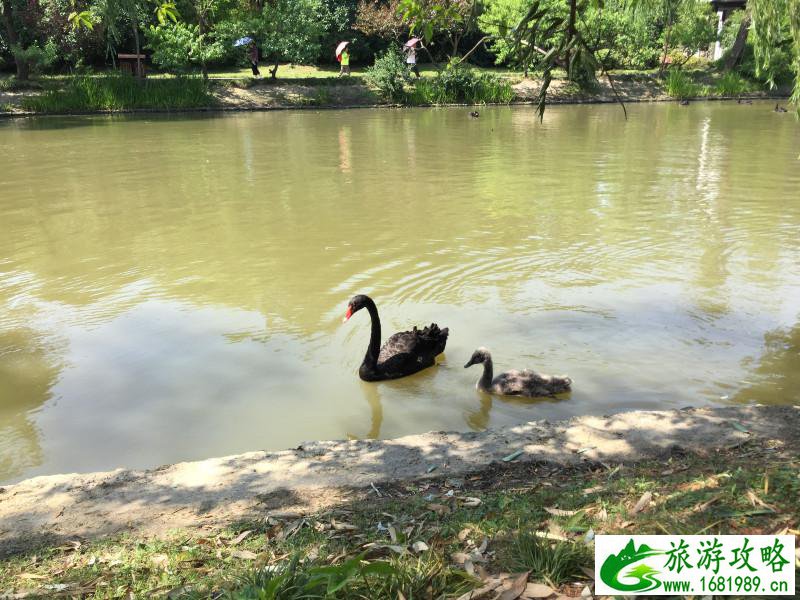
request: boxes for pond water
[1,102,800,483]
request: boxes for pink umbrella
[404,38,420,48]
[335,41,350,58]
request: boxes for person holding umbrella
[248,40,260,77]
[233,37,259,77]
[336,41,351,77]
[404,38,421,78]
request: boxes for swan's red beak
[342,306,353,323]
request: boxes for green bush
[21,75,215,112]
[11,40,58,75]
[665,69,700,99]
[406,65,514,105]
[364,47,409,103]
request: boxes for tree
[146,21,224,77]
[146,0,224,78]
[398,0,482,63]
[355,0,407,41]
[749,0,800,105]
[78,0,178,77]
[1,0,59,79]
[510,0,606,116]
[628,0,714,74]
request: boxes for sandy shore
[1,404,798,556]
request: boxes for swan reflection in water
[465,390,571,432]
[348,380,384,440]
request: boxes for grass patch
[665,69,702,99]
[499,534,591,587]
[20,75,215,113]
[2,439,797,598]
[714,71,758,96]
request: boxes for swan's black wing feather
[374,324,448,379]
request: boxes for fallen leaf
[229,530,252,545]
[331,519,357,531]
[745,489,777,511]
[580,585,592,597]
[458,527,471,541]
[462,497,482,507]
[502,450,524,462]
[545,507,579,517]
[499,571,531,600]
[412,541,429,553]
[464,558,475,575]
[575,446,596,455]
[582,486,603,495]
[451,552,471,565]
[388,524,398,543]
[230,550,258,560]
[522,582,555,598]
[691,494,722,514]
[631,491,652,515]
[18,574,47,580]
[731,421,750,434]
[455,579,503,600]
[150,554,169,569]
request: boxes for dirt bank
[1,73,791,117]
[1,404,798,556]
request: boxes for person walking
[405,42,420,78]
[339,46,351,77]
[249,41,260,77]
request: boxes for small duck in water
[464,347,571,398]
[774,103,788,113]
[679,99,689,106]
[469,111,479,118]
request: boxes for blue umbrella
[233,36,254,47]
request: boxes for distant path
[1,405,798,555]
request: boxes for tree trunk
[724,15,751,71]
[133,21,142,79]
[1,0,29,80]
[566,0,577,67]
[269,58,279,79]
[198,13,208,80]
[659,24,672,74]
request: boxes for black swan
[343,294,448,381]
[464,347,571,397]
[774,103,788,113]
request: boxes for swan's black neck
[478,356,494,391]
[362,298,382,370]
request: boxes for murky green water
[1,102,799,483]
